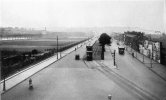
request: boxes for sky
[0,0,165,32]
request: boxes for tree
[31,49,38,55]
[99,33,111,51]
[124,31,145,51]
[98,33,111,59]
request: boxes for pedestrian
[132,52,134,58]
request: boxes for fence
[126,46,160,68]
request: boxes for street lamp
[114,50,116,66]
[3,79,6,91]
[2,58,6,91]
[3,71,6,91]
[111,50,116,66]
[60,45,61,58]
[150,34,153,68]
[151,42,153,68]
[57,36,58,59]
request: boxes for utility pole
[60,46,61,58]
[57,36,58,59]
[114,50,116,66]
[143,54,144,63]
[1,56,6,91]
[151,43,153,68]
[151,56,152,68]
[150,34,153,68]
[142,41,144,63]
[130,43,132,53]
[3,75,6,91]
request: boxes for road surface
[111,40,166,100]
[2,43,141,100]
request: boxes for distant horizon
[1,24,165,33]
[1,26,164,34]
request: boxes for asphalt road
[111,40,166,100]
[2,44,140,100]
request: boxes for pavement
[0,37,97,94]
[2,37,166,100]
[126,45,166,81]
[1,37,139,100]
[98,46,117,69]
[98,40,166,100]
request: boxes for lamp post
[57,36,58,59]
[2,58,6,91]
[3,66,6,91]
[111,50,116,66]
[114,50,116,66]
[151,43,153,68]
[60,46,61,58]
[150,34,153,68]
[130,43,132,53]
[143,54,144,63]
[3,75,6,91]
[2,67,6,91]
[142,40,144,63]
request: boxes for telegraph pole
[2,58,6,91]
[60,45,61,58]
[3,76,6,91]
[3,68,6,91]
[151,42,153,68]
[143,54,144,63]
[2,67,6,91]
[57,36,58,59]
[150,34,153,68]
[114,50,116,66]
[142,41,144,63]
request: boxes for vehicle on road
[86,46,93,61]
[75,54,80,60]
[118,46,125,55]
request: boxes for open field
[0,38,87,52]
[1,37,88,78]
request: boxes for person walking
[132,52,134,58]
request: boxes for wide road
[111,40,166,100]
[2,43,139,100]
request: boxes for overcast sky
[0,0,165,32]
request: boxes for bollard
[29,78,32,85]
[29,78,33,89]
[108,94,112,100]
